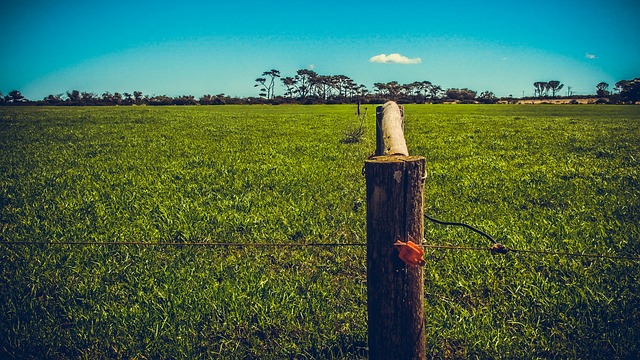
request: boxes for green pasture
[1,104,639,359]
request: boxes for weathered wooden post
[365,101,426,359]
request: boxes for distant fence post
[365,101,426,359]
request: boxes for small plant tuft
[341,104,368,144]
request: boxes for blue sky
[1,0,639,99]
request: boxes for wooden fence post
[366,101,426,360]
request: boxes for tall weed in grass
[1,105,639,358]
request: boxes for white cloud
[585,52,597,59]
[369,53,422,64]
[308,64,315,70]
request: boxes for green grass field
[1,104,639,359]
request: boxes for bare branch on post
[376,101,409,156]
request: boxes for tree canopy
[615,78,640,103]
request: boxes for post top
[376,100,409,156]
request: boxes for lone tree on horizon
[547,80,564,97]
[255,69,281,99]
[596,82,610,97]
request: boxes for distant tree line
[613,78,640,103]
[0,90,237,106]
[2,74,639,106]
[256,69,490,104]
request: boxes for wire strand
[422,244,640,261]
[0,241,365,247]
[1,241,638,261]
[424,214,498,244]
